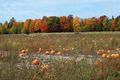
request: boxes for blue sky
[0,0,120,23]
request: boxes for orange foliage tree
[60,16,70,31]
[34,19,41,32]
[22,19,32,34]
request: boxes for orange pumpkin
[106,54,111,59]
[25,49,28,52]
[111,54,120,59]
[56,51,62,55]
[21,49,26,53]
[63,48,69,52]
[50,50,55,55]
[101,53,107,58]
[97,51,103,55]
[45,51,50,55]
[107,50,110,53]
[38,48,42,53]
[32,59,40,65]
[115,54,120,58]
[116,48,120,51]
[19,53,25,58]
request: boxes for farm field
[0,32,120,80]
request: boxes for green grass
[0,32,120,80]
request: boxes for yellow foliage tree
[73,16,81,32]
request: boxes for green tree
[10,22,23,34]
[47,16,61,32]
[8,17,16,29]
[0,23,2,34]
[1,21,9,34]
[115,18,120,31]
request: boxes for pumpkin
[38,48,42,53]
[32,59,40,65]
[45,51,50,55]
[97,51,103,55]
[106,54,111,59]
[107,50,110,53]
[19,53,25,58]
[25,49,28,52]
[21,49,26,53]
[63,48,69,52]
[56,51,62,55]
[101,53,107,58]
[111,54,120,59]
[116,48,120,51]
[50,50,55,55]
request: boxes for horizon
[0,0,120,23]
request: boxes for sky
[0,0,120,23]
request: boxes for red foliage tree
[22,19,32,34]
[34,19,41,32]
[40,19,48,32]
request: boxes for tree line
[0,15,120,34]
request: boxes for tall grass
[0,32,120,80]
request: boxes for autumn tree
[34,19,41,32]
[8,17,16,29]
[1,21,9,34]
[73,16,81,32]
[0,15,120,33]
[40,17,48,32]
[97,15,108,30]
[68,15,73,31]
[10,22,23,34]
[47,16,61,32]
[102,17,112,31]
[0,23,2,33]
[29,20,36,33]
[22,19,32,34]
[95,18,103,31]
[60,16,70,31]
[115,16,120,31]
[112,17,116,31]
[81,18,95,31]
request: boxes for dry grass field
[0,32,120,80]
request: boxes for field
[0,32,120,80]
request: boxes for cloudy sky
[0,0,120,22]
